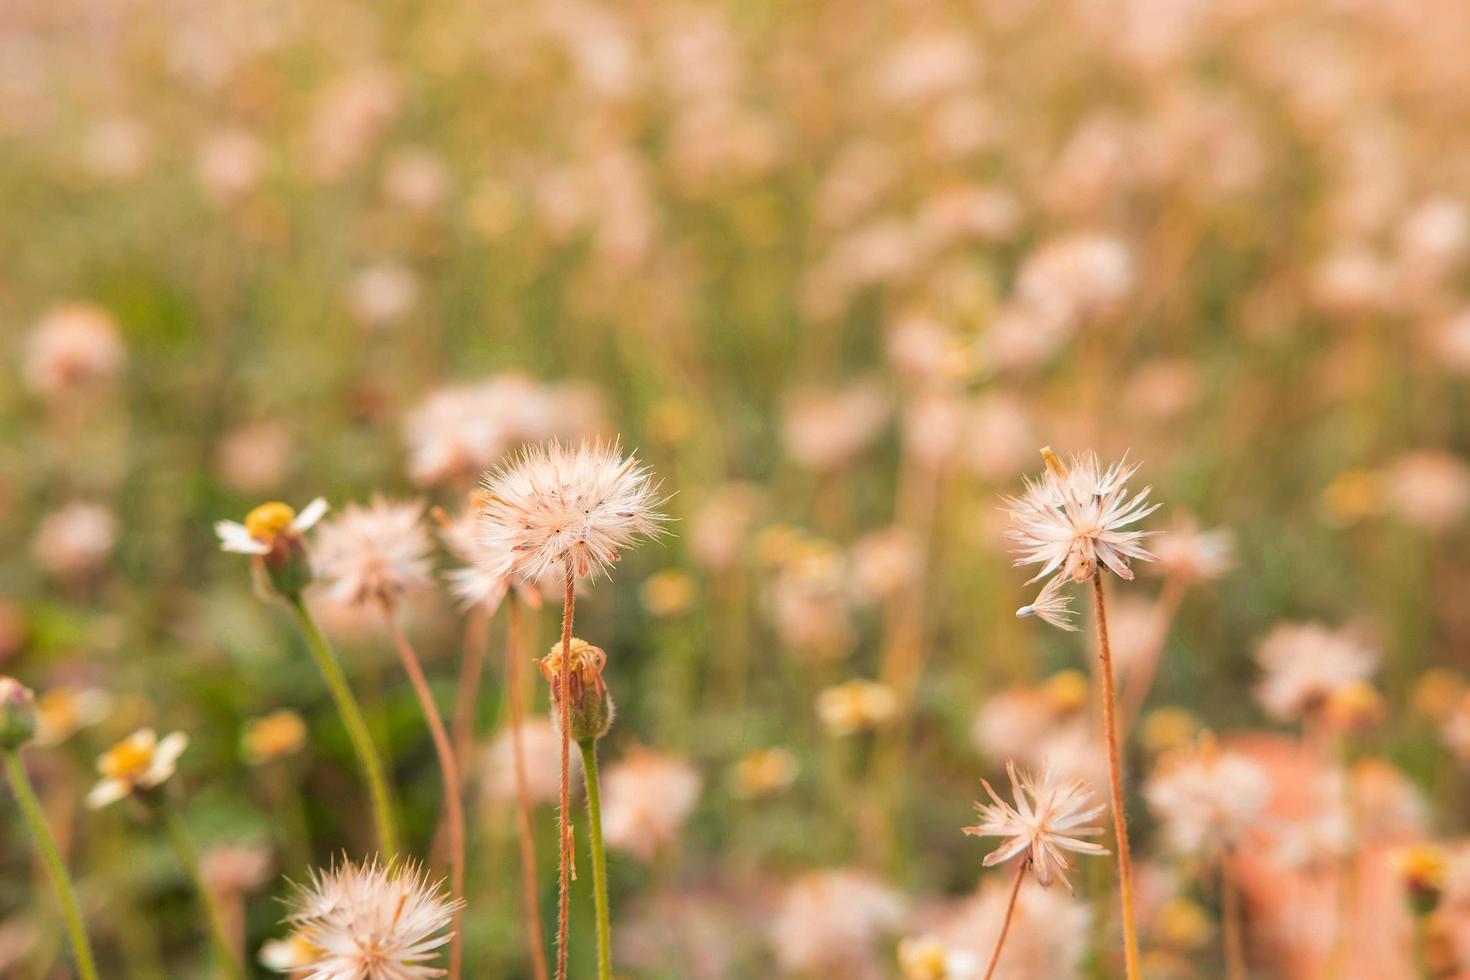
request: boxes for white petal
[216,522,269,555]
[293,498,329,532]
[85,779,129,809]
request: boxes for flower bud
[539,638,615,743]
[0,676,38,750]
[1398,843,1448,917]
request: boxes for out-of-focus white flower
[346,262,419,329]
[601,748,702,861]
[260,932,321,973]
[897,934,980,979]
[1149,516,1235,583]
[963,761,1107,893]
[86,728,189,809]
[215,420,293,493]
[382,147,450,213]
[1382,450,1470,532]
[481,718,577,806]
[1145,740,1271,859]
[80,116,150,181]
[780,381,890,472]
[770,869,906,976]
[311,497,434,608]
[1255,623,1378,722]
[928,878,1090,980]
[32,503,119,578]
[196,127,265,204]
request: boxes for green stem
[578,738,613,980]
[152,797,244,980]
[287,594,400,858]
[3,750,99,980]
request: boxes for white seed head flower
[86,728,189,809]
[285,857,460,979]
[312,498,435,608]
[478,440,667,583]
[1145,740,1271,859]
[1254,623,1379,722]
[962,760,1107,893]
[1005,448,1159,585]
[437,507,542,614]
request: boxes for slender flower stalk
[287,595,399,857]
[506,597,551,980]
[1091,575,1142,979]
[578,737,613,980]
[2,743,99,980]
[982,858,1029,980]
[1220,851,1246,980]
[556,567,575,980]
[451,605,490,768]
[383,607,466,980]
[150,796,245,980]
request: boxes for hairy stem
[1092,574,1142,980]
[983,858,1029,980]
[578,738,613,980]
[4,750,99,980]
[384,607,466,980]
[508,597,551,980]
[287,595,399,858]
[556,566,576,980]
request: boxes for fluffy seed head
[478,440,667,583]
[312,497,435,608]
[285,857,460,979]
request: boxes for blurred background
[4,0,1470,976]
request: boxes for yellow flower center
[101,739,154,780]
[245,502,296,542]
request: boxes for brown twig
[983,858,1030,980]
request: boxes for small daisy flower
[963,760,1107,893]
[285,857,460,979]
[898,934,980,980]
[216,498,329,556]
[479,440,667,584]
[311,497,434,608]
[86,728,189,809]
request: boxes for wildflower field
[5,0,1470,977]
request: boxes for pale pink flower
[1015,233,1133,328]
[80,116,150,181]
[32,503,119,578]
[600,749,702,861]
[382,147,450,213]
[478,440,666,583]
[203,843,274,896]
[687,482,762,573]
[1145,744,1271,859]
[964,394,1035,481]
[307,69,401,182]
[312,498,435,607]
[215,421,293,493]
[1149,516,1235,583]
[1382,450,1470,531]
[196,128,265,204]
[850,528,921,603]
[346,262,419,329]
[480,719,575,805]
[24,304,126,398]
[971,689,1056,766]
[769,869,906,976]
[1255,623,1378,722]
[438,508,542,614]
[285,858,459,979]
[963,761,1107,893]
[780,381,890,471]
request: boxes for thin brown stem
[384,608,466,980]
[451,605,491,768]
[507,597,551,980]
[1221,852,1247,980]
[1092,574,1142,980]
[983,859,1029,980]
[556,566,576,980]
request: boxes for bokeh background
[4,0,1470,976]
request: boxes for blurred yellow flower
[732,747,799,799]
[640,570,697,617]
[816,680,897,736]
[242,711,309,765]
[86,728,188,809]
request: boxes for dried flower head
[479,440,666,583]
[312,497,434,608]
[1006,448,1158,586]
[601,748,702,861]
[86,728,189,809]
[285,857,460,979]
[963,760,1107,893]
[1255,623,1378,722]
